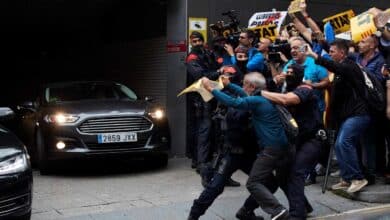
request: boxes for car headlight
[44,113,79,124]
[149,109,164,120]
[0,154,28,175]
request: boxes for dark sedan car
[0,107,33,220]
[17,81,170,174]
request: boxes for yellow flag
[350,12,377,43]
[177,78,224,102]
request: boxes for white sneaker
[347,179,368,193]
[331,180,350,190]
[330,170,340,177]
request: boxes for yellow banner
[288,0,304,14]
[350,13,377,43]
[322,10,355,34]
[249,24,278,41]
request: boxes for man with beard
[186,31,240,187]
[261,63,323,220]
[185,31,220,185]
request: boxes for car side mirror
[144,96,154,102]
[0,107,15,121]
[17,101,37,113]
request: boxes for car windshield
[45,82,138,103]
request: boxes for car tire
[36,129,51,175]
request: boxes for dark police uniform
[185,45,219,178]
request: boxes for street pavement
[31,157,390,220]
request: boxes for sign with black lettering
[249,24,278,41]
[248,11,287,33]
[322,10,355,34]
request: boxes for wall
[166,0,188,156]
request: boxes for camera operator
[188,67,272,220]
[186,31,220,184]
[224,30,266,73]
[261,63,324,220]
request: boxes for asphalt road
[31,158,390,220]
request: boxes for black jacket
[315,56,369,128]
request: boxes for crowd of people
[185,2,390,220]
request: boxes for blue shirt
[232,47,265,72]
[351,52,385,81]
[283,56,328,112]
[212,83,289,149]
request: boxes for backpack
[275,104,299,144]
[360,68,386,115]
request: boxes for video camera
[268,39,291,63]
[210,10,241,48]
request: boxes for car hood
[45,100,148,115]
[0,125,24,160]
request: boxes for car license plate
[97,132,137,143]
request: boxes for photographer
[225,30,266,73]
[187,68,270,220]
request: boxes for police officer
[185,31,220,185]
[262,64,323,220]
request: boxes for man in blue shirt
[282,37,329,115]
[224,30,266,73]
[201,72,290,220]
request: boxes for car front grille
[0,193,30,216]
[78,116,153,134]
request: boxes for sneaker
[330,170,340,177]
[236,207,264,220]
[271,209,288,220]
[347,179,368,193]
[226,177,241,187]
[331,180,350,190]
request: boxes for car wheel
[36,129,51,175]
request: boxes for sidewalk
[323,175,390,203]
[31,157,389,220]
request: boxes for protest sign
[248,11,287,32]
[350,12,377,43]
[323,10,355,34]
[177,78,224,102]
[249,24,278,41]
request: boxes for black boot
[236,206,264,220]
[187,215,198,220]
[226,177,241,187]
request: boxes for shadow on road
[33,157,168,177]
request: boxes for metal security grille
[78,116,153,134]
[0,193,30,215]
